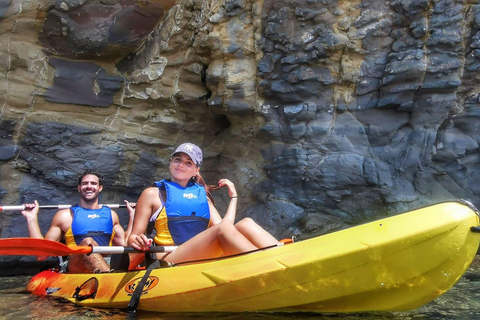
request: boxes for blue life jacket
[65,205,114,246]
[153,180,211,245]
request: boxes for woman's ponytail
[193,173,215,204]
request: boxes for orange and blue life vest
[152,180,211,245]
[64,205,114,247]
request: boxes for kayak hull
[26,201,480,313]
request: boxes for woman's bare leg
[234,218,278,248]
[165,220,257,264]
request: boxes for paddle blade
[0,238,92,256]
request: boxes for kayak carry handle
[470,226,480,233]
[73,277,98,301]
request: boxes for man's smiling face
[78,174,103,202]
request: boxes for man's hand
[21,200,39,222]
[125,200,136,218]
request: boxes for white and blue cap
[172,143,203,166]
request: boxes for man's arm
[123,200,136,244]
[21,201,63,241]
[111,210,126,246]
[21,201,65,260]
[21,200,45,239]
[44,209,70,242]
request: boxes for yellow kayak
[26,201,480,313]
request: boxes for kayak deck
[26,201,480,313]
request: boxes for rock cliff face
[1,0,480,249]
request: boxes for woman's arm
[126,187,160,269]
[208,200,223,225]
[127,187,159,250]
[217,179,238,224]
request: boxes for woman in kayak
[128,142,278,265]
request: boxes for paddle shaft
[0,238,177,256]
[92,245,177,255]
[0,204,127,211]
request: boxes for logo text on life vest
[87,214,100,219]
[183,193,197,199]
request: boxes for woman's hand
[217,179,237,198]
[214,179,238,224]
[130,234,153,251]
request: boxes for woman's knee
[235,217,256,231]
[213,220,237,235]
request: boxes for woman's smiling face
[170,152,199,185]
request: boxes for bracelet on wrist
[230,196,237,199]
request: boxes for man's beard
[80,191,99,203]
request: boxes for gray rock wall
[1,0,480,253]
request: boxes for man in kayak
[21,170,135,273]
[128,142,278,266]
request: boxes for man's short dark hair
[78,169,104,186]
